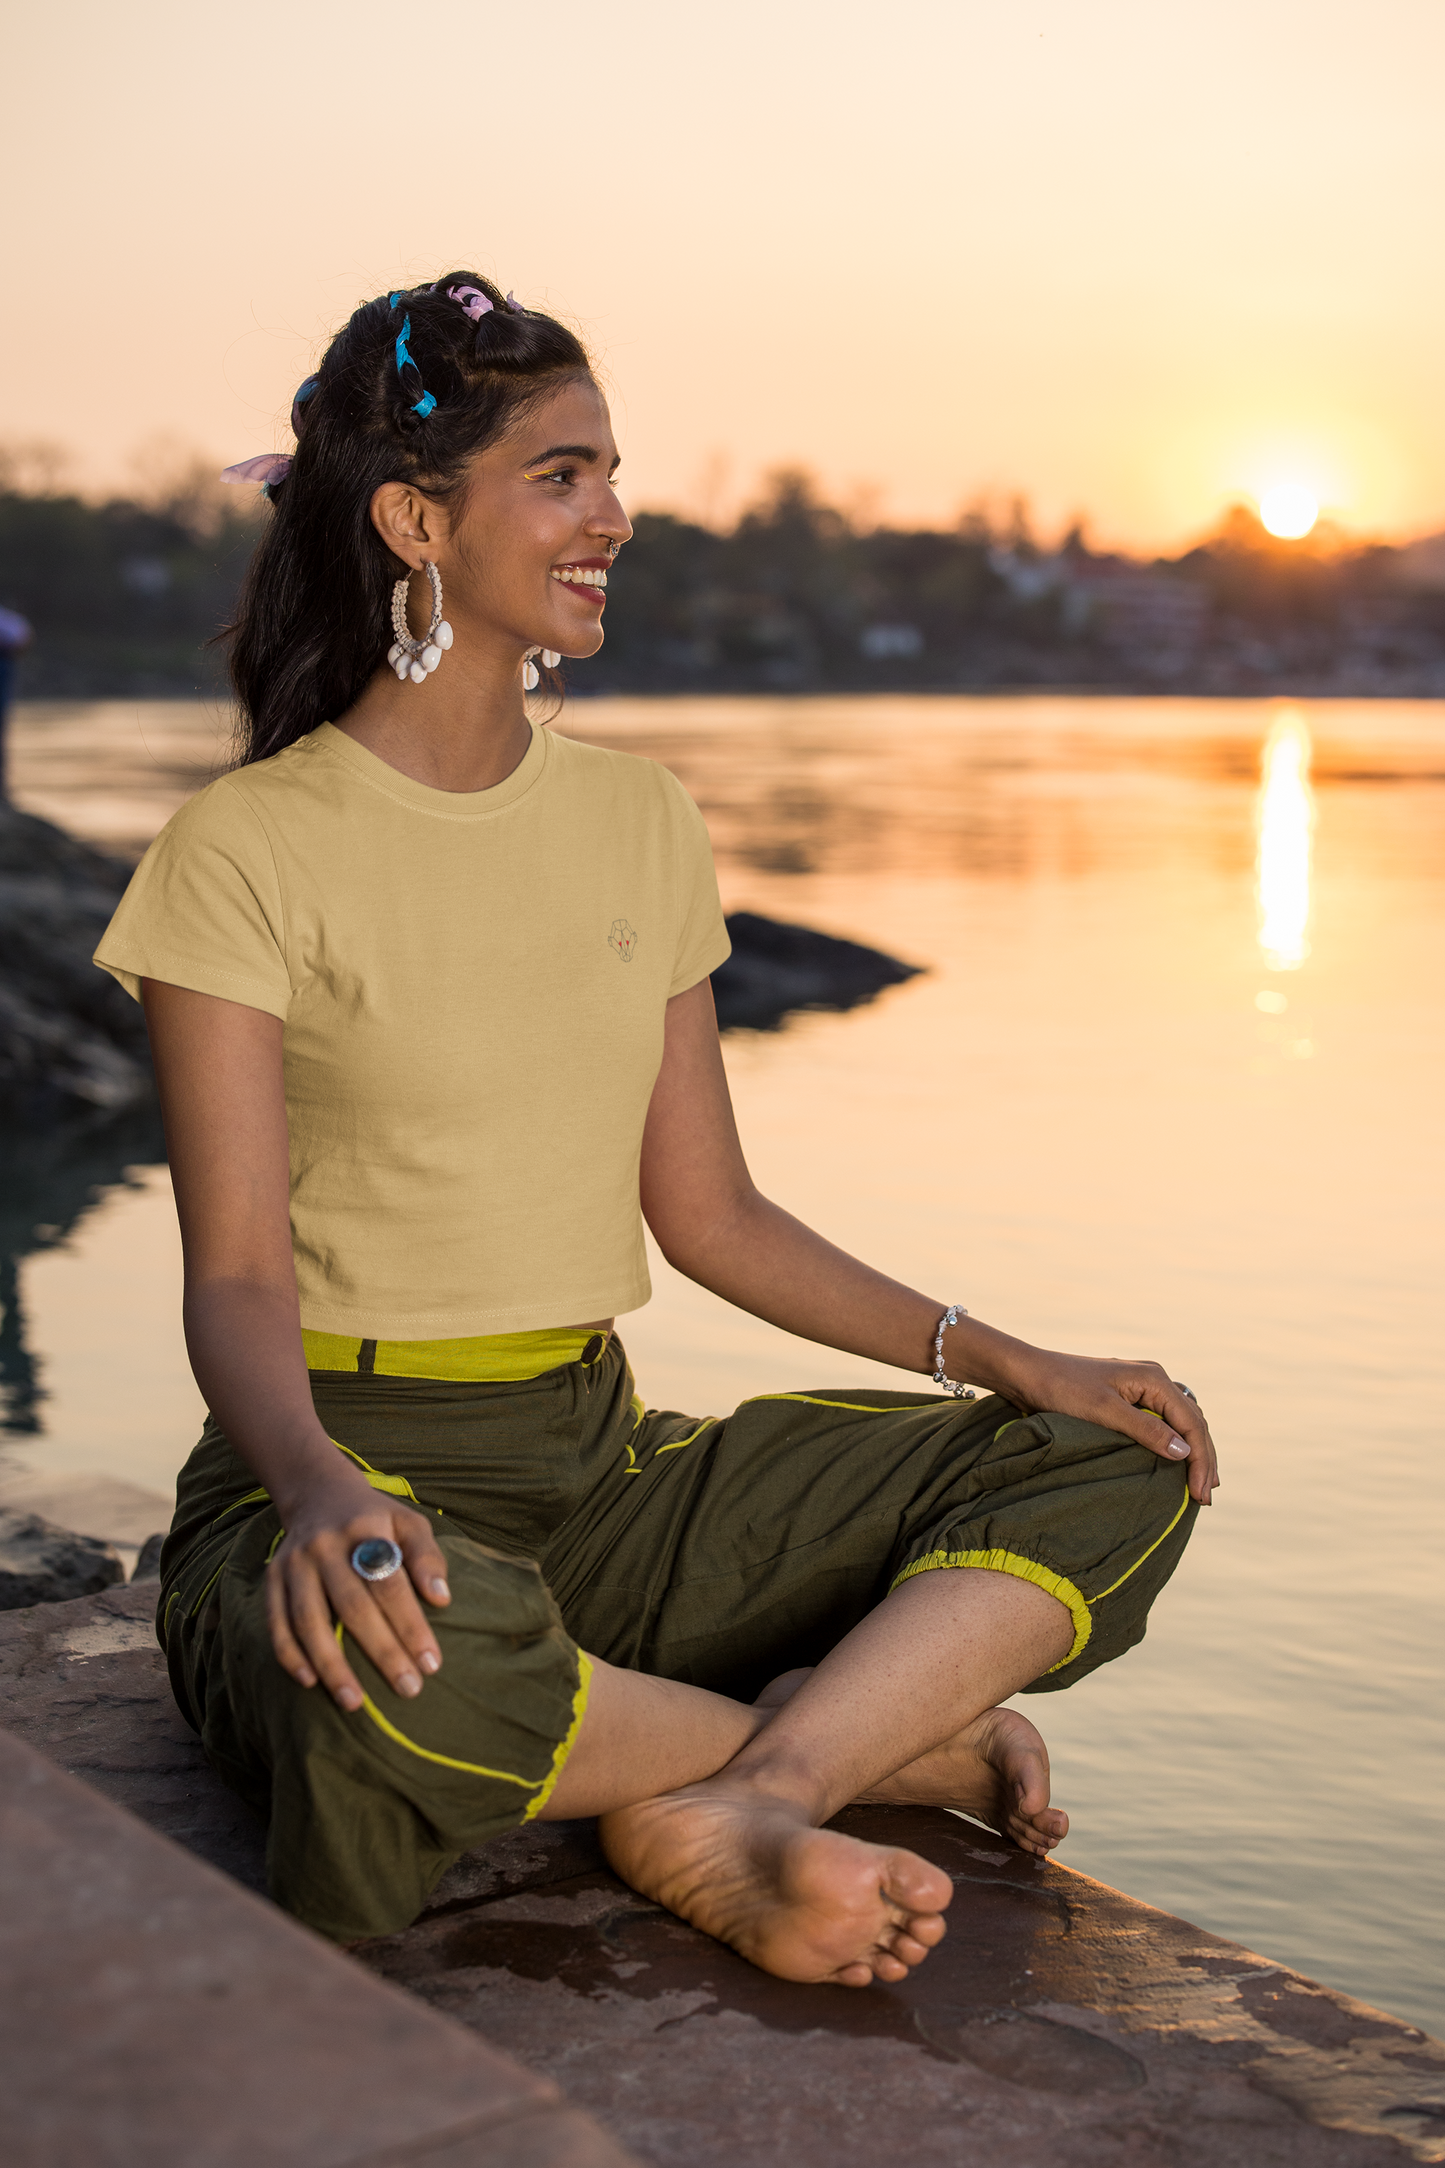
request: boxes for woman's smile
[551,557,611,605]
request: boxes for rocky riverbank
[0,1507,129,1609]
[0,802,153,1124]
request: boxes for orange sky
[6,0,1445,548]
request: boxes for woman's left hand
[994,1346,1219,1505]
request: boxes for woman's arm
[639,980,1218,1503]
[142,980,452,1706]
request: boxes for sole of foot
[756,1670,1068,1859]
[600,1783,954,1988]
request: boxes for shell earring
[523,647,562,692]
[388,563,453,684]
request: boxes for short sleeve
[93,778,292,1019]
[664,774,731,997]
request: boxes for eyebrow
[525,442,621,473]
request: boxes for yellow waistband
[301,1327,607,1383]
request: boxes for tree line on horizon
[3,453,1444,700]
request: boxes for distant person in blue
[0,605,33,803]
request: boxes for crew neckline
[308,720,549,818]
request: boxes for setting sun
[1259,484,1320,540]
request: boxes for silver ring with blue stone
[350,1536,404,1583]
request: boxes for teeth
[550,568,608,587]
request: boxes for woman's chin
[551,629,606,662]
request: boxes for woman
[95,274,1217,1989]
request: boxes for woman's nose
[595,491,633,547]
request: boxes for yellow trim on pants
[891,1548,1094,1672]
[890,1479,1192,1676]
[302,1327,603,1382]
[335,1624,594,1805]
[1093,1483,1193,1600]
[744,1392,925,1417]
[213,1442,426,1529]
[523,1652,594,1821]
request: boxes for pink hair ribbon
[447,285,494,322]
[220,453,293,486]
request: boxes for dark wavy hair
[226,273,592,765]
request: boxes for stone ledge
[4,1584,1444,2166]
[0,1724,634,2168]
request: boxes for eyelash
[525,467,621,490]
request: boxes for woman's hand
[265,1465,452,1710]
[992,1344,1220,1505]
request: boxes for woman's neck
[336,644,535,794]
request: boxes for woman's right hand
[265,1466,452,1711]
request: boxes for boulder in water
[712,910,923,1032]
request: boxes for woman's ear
[370,481,448,566]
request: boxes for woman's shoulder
[546,728,700,815]
[166,731,336,830]
[124,734,336,884]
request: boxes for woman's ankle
[706,1742,837,1823]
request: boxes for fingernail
[1167,1437,1190,1457]
[296,1666,316,1687]
[396,1671,421,1698]
[430,1578,451,1601]
[419,1650,440,1674]
[337,1687,362,1712]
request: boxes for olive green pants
[158,1337,1196,1941]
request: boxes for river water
[7,693,1444,2034]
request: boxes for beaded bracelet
[932,1304,977,1400]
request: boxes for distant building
[987,548,1068,603]
[121,557,171,598]
[1063,560,1210,668]
[1390,532,1445,592]
[859,623,924,659]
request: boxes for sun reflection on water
[1257,706,1314,970]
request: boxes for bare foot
[862,1705,1069,1857]
[756,1669,1068,1860]
[600,1782,954,1987]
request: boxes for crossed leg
[540,1566,1073,1988]
[756,1668,1069,1859]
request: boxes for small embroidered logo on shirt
[608,918,639,963]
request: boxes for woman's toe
[889,1854,953,1915]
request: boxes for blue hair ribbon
[391,306,439,419]
[289,374,319,439]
